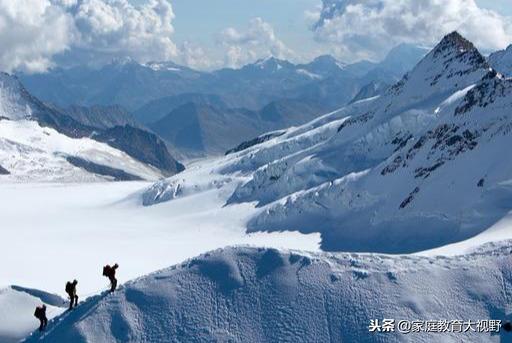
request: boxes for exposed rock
[94,125,185,175]
[65,156,143,181]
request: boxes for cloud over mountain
[312,0,512,61]
[218,17,295,68]
[0,0,74,72]
[0,0,177,73]
[70,0,177,64]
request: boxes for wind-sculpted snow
[24,244,512,342]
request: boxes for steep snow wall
[24,244,512,343]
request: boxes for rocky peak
[252,57,293,72]
[388,32,488,98]
[433,32,478,57]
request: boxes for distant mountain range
[52,104,142,130]
[144,32,512,255]
[0,73,183,181]
[18,45,427,112]
[18,45,429,158]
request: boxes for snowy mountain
[17,47,428,158]
[18,48,425,116]
[0,119,164,182]
[10,32,512,343]
[489,45,512,76]
[141,32,512,255]
[0,73,183,181]
[23,244,512,342]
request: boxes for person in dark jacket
[34,305,48,331]
[65,279,78,309]
[103,263,119,292]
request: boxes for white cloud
[218,17,296,68]
[312,0,512,62]
[71,0,177,64]
[0,0,178,73]
[0,0,74,73]
[177,41,219,70]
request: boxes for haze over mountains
[18,44,428,158]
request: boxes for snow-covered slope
[0,119,164,182]
[0,74,34,121]
[142,32,512,254]
[0,286,65,343]
[242,34,511,253]
[0,73,171,182]
[24,244,512,343]
[489,45,512,76]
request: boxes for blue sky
[146,0,512,67]
[171,0,319,49]
[477,0,512,15]
[3,0,512,73]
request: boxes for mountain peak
[309,55,346,69]
[312,55,337,64]
[0,72,34,120]
[433,31,477,56]
[252,56,293,71]
[386,32,488,106]
[144,61,183,72]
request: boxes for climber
[34,305,48,331]
[65,279,79,309]
[103,263,119,292]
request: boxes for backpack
[34,308,40,319]
[65,281,73,294]
[103,265,110,277]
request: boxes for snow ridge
[23,244,512,343]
